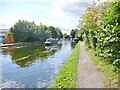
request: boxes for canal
[0,40,76,88]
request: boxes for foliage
[56,27,63,39]
[75,28,84,41]
[10,20,63,42]
[70,29,78,38]
[63,33,70,39]
[5,44,45,67]
[79,1,120,71]
[52,42,80,88]
[5,43,58,67]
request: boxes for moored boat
[45,38,58,45]
[73,38,79,43]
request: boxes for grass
[52,41,80,88]
[85,46,119,88]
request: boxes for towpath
[76,42,104,88]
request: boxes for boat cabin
[45,38,58,45]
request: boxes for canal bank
[52,41,80,88]
[0,42,41,47]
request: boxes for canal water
[0,41,76,88]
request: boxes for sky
[0,0,106,34]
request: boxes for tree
[10,20,63,42]
[55,27,63,39]
[63,33,70,39]
[70,29,78,38]
[79,1,120,71]
[48,26,58,38]
[75,28,84,41]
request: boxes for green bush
[80,1,120,71]
[52,42,80,88]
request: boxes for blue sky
[0,0,106,34]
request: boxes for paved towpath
[76,42,104,88]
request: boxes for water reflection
[2,43,63,68]
[45,44,62,51]
[1,41,76,88]
[71,42,77,49]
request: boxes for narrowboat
[45,38,58,45]
[73,38,79,43]
[0,33,5,44]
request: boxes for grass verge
[85,46,118,88]
[52,41,80,88]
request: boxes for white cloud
[48,0,67,19]
[0,0,108,32]
[0,0,86,31]
[0,18,18,29]
[47,0,88,31]
[0,0,108,3]
[0,0,52,3]
[25,3,49,11]
[48,0,108,19]
[48,0,90,20]
[0,11,26,29]
[48,0,109,30]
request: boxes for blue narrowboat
[0,34,5,44]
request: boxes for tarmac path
[76,42,104,88]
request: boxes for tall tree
[79,1,120,70]
[70,29,78,38]
[10,20,63,42]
